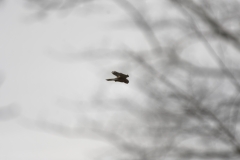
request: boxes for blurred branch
[174,148,237,159]
[172,0,240,50]
[174,1,240,93]
[22,0,240,159]
[0,104,20,121]
[113,0,161,51]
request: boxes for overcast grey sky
[3,0,240,160]
[0,0,179,159]
[0,0,138,159]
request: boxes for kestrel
[106,71,129,84]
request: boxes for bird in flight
[106,71,129,84]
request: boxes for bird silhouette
[106,71,129,84]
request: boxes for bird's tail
[106,79,115,81]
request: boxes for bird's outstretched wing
[106,78,129,84]
[122,78,129,84]
[106,78,116,81]
[112,71,129,78]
